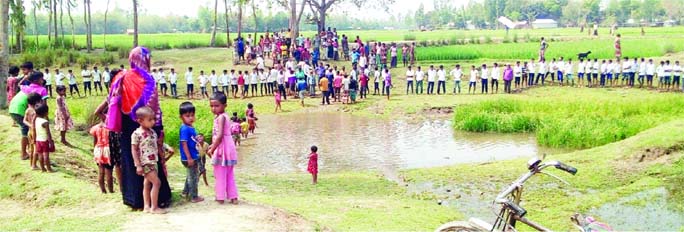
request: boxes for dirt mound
[422,106,453,115]
[637,143,684,163]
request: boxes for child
[67,70,81,98]
[54,86,74,146]
[230,116,242,146]
[195,134,210,186]
[199,71,209,99]
[307,145,318,185]
[131,106,167,214]
[90,118,113,193]
[246,103,257,134]
[468,65,478,94]
[24,93,43,170]
[240,118,249,139]
[186,67,194,99]
[208,92,240,204]
[179,102,204,203]
[33,103,54,173]
[384,68,393,100]
[274,91,282,112]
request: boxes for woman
[614,34,622,60]
[106,47,172,209]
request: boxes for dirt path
[122,200,316,232]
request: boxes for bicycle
[436,157,612,232]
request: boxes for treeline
[412,0,684,29]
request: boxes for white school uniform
[199,74,208,87]
[406,70,415,81]
[578,62,585,74]
[646,63,655,76]
[185,71,194,84]
[427,69,437,82]
[415,70,424,81]
[437,69,446,81]
[157,72,167,84]
[210,74,218,87]
[469,70,478,82]
[490,67,500,80]
[481,68,489,80]
[55,73,65,86]
[450,68,463,81]
[169,72,177,84]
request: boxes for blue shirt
[179,124,199,161]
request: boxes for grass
[452,87,684,149]
[402,120,684,230]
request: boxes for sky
[80,0,452,20]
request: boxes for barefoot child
[246,103,257,134]
[54,86,74,146]
[33,103,55,173]
[90,118,114,193]
[307,145,319,184]
[179,102,204,203]
[24,93,42,169]
[240,118,249,139]
[131,106,167,214]
[208,92,240,204]
[274,91,282,112]
[196,134,210,186]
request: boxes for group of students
[37,66,114,99]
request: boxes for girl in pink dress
[208,92,239,204]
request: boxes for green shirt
[8,91,28,116]
[296,71,306,81]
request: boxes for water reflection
[236,113,559,174]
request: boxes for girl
[307,145,318,185]
[384,68,393,100]
[333,71,343,102]
[33,103,55,173]
[54,86,74,146]
[208,92,240,204]
[240,118,249,139]
[246,103,257,134]
[237,71,245,99]
[90,118,114,193]
[274,90,282,112]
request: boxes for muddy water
[591,187,684,230]
[235,113,560,175]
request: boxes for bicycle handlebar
[504,201,527,217]
[554,161,578,175]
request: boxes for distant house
[532,19,558,29]
[126,29,135,35]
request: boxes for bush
[403,33,417,41]
[513,33,519,43]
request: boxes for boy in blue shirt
[179,102,204,203]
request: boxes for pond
[591,187,684,230]
[235,113,561,175]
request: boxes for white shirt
[44,73,52,85]
[622,61,632,72]
[259,72,268,83]
[427,69,437,82]
[406,70,415,81]
[374,70,381,83]
[210,74,218,86]
[244,74,251,85]
[513,65,522,77]
[250,73,258,84]
[469,69,478,82]
[578,62,585,73]
[359,56,367,68]
[230,73,238,85]
[415,70,424,81]
[646,63,655,75]
[639,62,647,74]
[556,61,565,72]
[612,63,621,73]
[490,67,500,80]
[450,68,463,81]
[68,73,77,85]
[674,65,682,76]
[437,69,446,81]
[537,63,546,74]
[277,73,285,85]
[55,73,64,86]
[527,63,536,74]
[169,72,177,84]
[185,71,194,84]
[600,63,608,74]
[199,74,208,86]
[269,70,278,82]
[92,70,101,82]
[81,70,92,82]
[481,68,489,80]
[592,62,600,74]
[664,64,672,76]
[221,74,229,86]
[157,72,167,84]
[565,63,573,74]
[102,71,111,83]
[656,66,664,77]
[256,57,265,70]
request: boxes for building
[532,19,558,29]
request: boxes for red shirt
[238,75,245,85]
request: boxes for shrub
[403,33,417,41]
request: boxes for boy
[195,134,210,186]
[169,68,178,98]
[179,102,204,203]
[450,64,463,94]
[481,64,489,94]
[536,59,546,86]
[415,66,424,94]
[24,93,43,169]
[157,68,167,97]
[210,70,219,94]
[673,61,681,89]
[437,65,447,95]
[513,62,522,90]
[646,59,655,87]
[565,59,574,87]
[185,67,194,99]
[131,106,167,214]
[307,145,318,185]
[240,118,249,139]
[427,65,436,95]
[67,70,81,98]
[638,58,647,88]
[103,67,111,92]
[93,66,102,95]
[82,66,93,96]
[600,60,607,87]
[44,69,53,97]
[199,71,209,99]
[405,66,415,95]
[577,59,585,87]
[527,59,536,87]
[230,69,239,98]
[490,63,500,93]
[468,65,478,94]
[221,70,230,93]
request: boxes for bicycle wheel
[435,221,482,232]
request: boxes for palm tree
[83,0,91,51]
[132,0,138,47]
[66,0,75,48]
[210,0,218,47]
[1,0,10,108]
[236,0,245,39]
[224,0,231,47]
[103,0,110,50]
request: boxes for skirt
[94,146,111,165]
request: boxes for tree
[583,0,601,24]
[635,0,662,23]
[224,0,231,46]
[66,0,75,48]
[414,3,425,28]
[9,0,26,52]
[59,0,65,46]
[52,0,57,44]
[306,0,394,32]
[237,0,246,38]
[83,0,91,51]
[1,0,9,108]
[132,0,138,47]
[103,0,109,50]
[210,0,218,46]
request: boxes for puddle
[236,113,564,175]
[407,182,498,222]
[591,187,684,230]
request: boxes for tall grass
[453,89,684,149]
[417,37,684,61]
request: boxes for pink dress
[212,113,239,201]
[6,76,18,105]
[54,96,74,132]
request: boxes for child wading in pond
[179,102,204,203]
[90,118,114,193]
[208,92,240,204]
[131,106,167,214]
[308,146,319,185]
[54,86,74,146]
[246,103,258,134]
[33,103,55,173]
[196,134,210,186]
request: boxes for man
[405,66,415,95]
[93,66,102,95]
[82,66,93,96]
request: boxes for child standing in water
[131,106,166,214]
[90,118,114,193]
[246,103,257,134]
[54,86,74,146]
[33,103,54,173]
[307,146,319,185]
[208,92,240,204]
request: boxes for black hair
[35,103,49,117]
[211,92,227,104]
[27,93,42,106]
[110,68,122,78]
[311,145,318,152]
[20,62,34,70]
[247,103,253,109]
[28,72,44,83]
[179,101,196,115]
[8,66,19,76]
[56,85,67,92]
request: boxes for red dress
[307,153,318,174]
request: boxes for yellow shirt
[319,77,330,91]
[240,122,248,132]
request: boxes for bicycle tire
[435,221,482,232]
